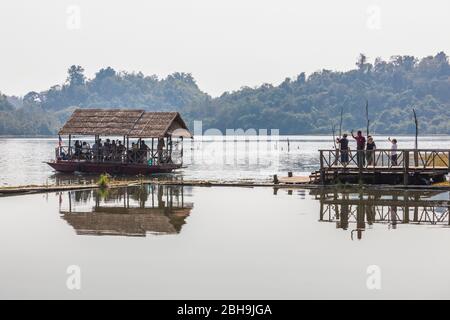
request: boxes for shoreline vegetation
[2,52,450,135]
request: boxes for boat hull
[46,161,181,175]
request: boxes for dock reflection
[311,188,450,240]
[59,185,193,237]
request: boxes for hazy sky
[0,0,449,97]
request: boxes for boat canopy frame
[56,109,192,166]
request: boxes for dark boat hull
[46,161,181,175]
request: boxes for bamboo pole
[413,108,419,167]
[366,100,370,136]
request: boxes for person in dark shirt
[351,130,366,168]
[366,136,376,166]
[74,140,82,158]
[140,140,150,163]
[336,134,350,164]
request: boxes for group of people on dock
[61,138,168,165]
[336,131,398,167]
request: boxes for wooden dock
[277,175,310,184]
[311,149,450,185]
[313,188,450,240]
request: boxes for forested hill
[2,52,450,135]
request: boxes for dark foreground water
[1,185,450,299]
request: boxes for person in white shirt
[388,137,398,166]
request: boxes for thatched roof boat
[58,109,192,138]
[47,109,192,175]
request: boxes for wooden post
[126,136,129,163]
[151,138,154,161]
[319,191,324,221]
[358,150,362,183]
[413,108,419,167]
[180,137,184,166]
[273,174,279,184]
[366,100,370,137]
[404,150,409,185]
[413,194,419,222]
[448,151,450,171]
[68,134,72,156]
[169,136,173,160]
[68,191,72,213]
[167,136,170,160]
[319,150,325,185]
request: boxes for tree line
[1,52,450,135]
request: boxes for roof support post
[126,136,129,163]
[169,136,172,161]
[68,134,72,156]
[180,137,184,166]
[151,138,154,161]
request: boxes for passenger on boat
[96,139,103,161]
[92,140,99,160]
[81,141,90,159]
[111,140,117,160]
[74,140,82,158]
[129,142,138,163]
[157,138,165,164]
[140,140,150,163]
[117,141,125,162]
[103,139,111,161]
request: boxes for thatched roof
[61,207,192,237]
[58,109,191,138]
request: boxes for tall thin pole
[339,107,343,138]
[413,108,419,167]
[413,108,418,149]
[365,100,369,136]
[180,137,184,166]
[68,134,72,156]
[332,124,337,149]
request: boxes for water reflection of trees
[59,185,193,237]
[311,189,450,240]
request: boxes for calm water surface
[1,185,450,299]
[1,135,450,299]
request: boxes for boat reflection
[49,172,183,186]
[59,185,193,237]
[311,188,450,240]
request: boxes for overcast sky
[0,0,449,97]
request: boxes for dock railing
[318,149,450,184]
[320,149,450,170]
[55,145,175,165]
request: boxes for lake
[1,135,450,186]
[1,135,450,299]
[1,185,450,299]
